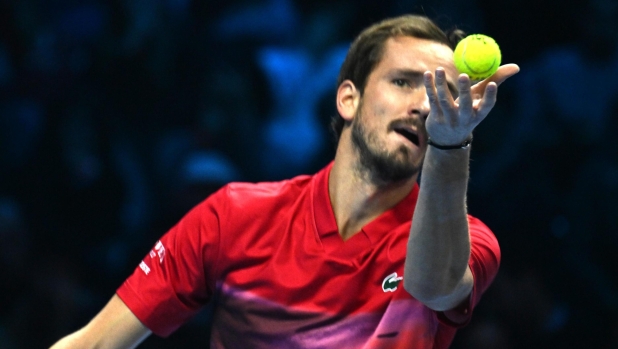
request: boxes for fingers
[423,64,514,144]
[490,63,520,85]
[424,68,457,123]
[465,63,517,117]
[457,74,473,118]
[475,82,498,122]
[472,63,520,93]
[423,70,442,121]
[425,65,502,124]
[434,68,455,109]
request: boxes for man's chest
[216,216,413,314]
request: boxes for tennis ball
[453,34,501,80]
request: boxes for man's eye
[393,79,410,87]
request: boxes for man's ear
[336,80,360,122]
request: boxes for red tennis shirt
[117,162,501,348]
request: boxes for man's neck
[328,152,417,241]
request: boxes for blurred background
[1,0,618,347]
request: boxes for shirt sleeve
[437,215,501,327]
[116,187,227,337]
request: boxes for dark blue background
[1,0,617,347]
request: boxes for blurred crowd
[0,0,617,348]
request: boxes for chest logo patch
[382,272,403,292]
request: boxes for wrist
[427,136,473,150]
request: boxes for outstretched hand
[423,63,520,146]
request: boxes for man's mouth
[393,126,420,146]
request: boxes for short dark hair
[331,15,465,142]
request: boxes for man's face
[351,36,459,184]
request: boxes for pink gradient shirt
[117,162,501,348]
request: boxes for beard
[351,110,422,186]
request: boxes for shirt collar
[311,162,419,245]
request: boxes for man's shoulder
[226,174,313,198]
[466,215,491,232]
[206,172,316,213]
[189,165,331,225]
[224,173,314,200]
[466,214,500,263]
[187,173,318,234]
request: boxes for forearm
[403,145,473,310]
[49,294,151,349]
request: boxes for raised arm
[403,64,519,312]
[50,294,151,349]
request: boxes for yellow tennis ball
[453,34,501,80]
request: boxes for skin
[49,35,519,348]
[49,294,150,348]
[330,36,460,241]
[329,35,519,312]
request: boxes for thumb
[472,63,520,92]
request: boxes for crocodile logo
[382,272,403,292]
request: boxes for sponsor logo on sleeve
[153,240,166,263]
[139,261,151,275]
[139,240,166,275]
